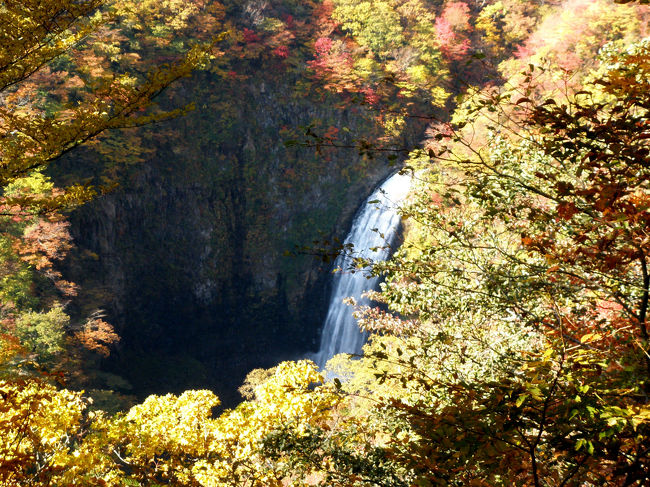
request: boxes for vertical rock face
[64,70,395,405]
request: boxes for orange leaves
[1,188,78,298]
[0,333,24,366]
[75,318,119,357]
[556,201,579,220]
[354,304,419,335]
[18,220,73,270]
[592,183,625,212]
[322,125,339,142]
[520,233,555,255]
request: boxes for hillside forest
[1,0,650,485]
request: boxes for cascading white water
[314,171,411,368]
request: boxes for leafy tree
[0,379,88,486]
[435,1,472,61]
[0,0,209,197]
[0,360,338,486]
[0,0,215,377]
[474,0,541,61]
[0,6,220,481]
[0,172,85,371]
[498,0,645,85]
[309,0,450,136]
[332,0,405,57]
[14,306,69,359]
[5,3,650,487]
[325,37,650,485]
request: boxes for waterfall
[314,171,411,368]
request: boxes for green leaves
[319,37,650,486]
[14,306,69,359]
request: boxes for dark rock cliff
[62,69,396,405]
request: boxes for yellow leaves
[121,389,220,456]
[0,362,334,486]
[0,379,86,485]
[112,0,200,34]
[630,406,650,431]
[33,387,84,445]
[515,393,528,407]
[0,0,216,198]
[333,1,405,55]
[524,385,543,402]
[4,171,54,197]
[405,64,429,86]
[0,354,329,486]
[580,332,603,344]
[0,334,24,367]
[193,361,339,486]
[0,0,105,90]
[77,389,223,486]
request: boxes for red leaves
[314,37,333,56]
[323,125,339,141]
[309,36,354,82]
[308,36,357,93]
[273,45,289,59]
[435,2,472,61]
[242,28,260,44]
[362,86,379,106]
[555,181,574,195]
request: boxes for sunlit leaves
[195,360,339,486]
[0,379,86,486]
[312,0,450,124]
[333,1,404,57]
[14,306,69,359]
[304,37,650,486]
[0,1,213,191]
[0,0,106,92]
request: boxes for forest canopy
[1,0,650,486]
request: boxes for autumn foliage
[2,0,650,486]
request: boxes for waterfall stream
[314,171,411,368]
